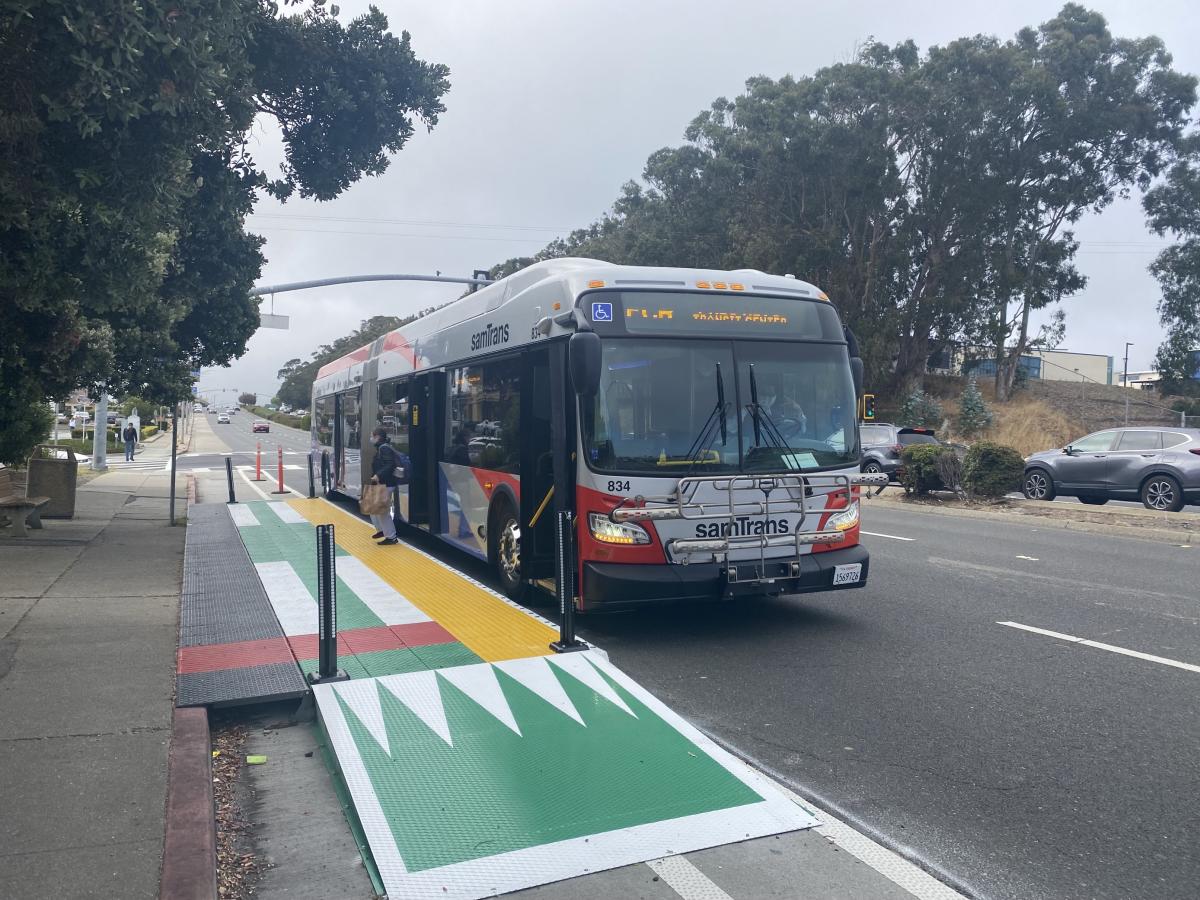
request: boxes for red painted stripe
[392,620,457,648]
[179,623,461,674]
[177,637,294,674]
[340,625,407,654]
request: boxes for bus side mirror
[569,330,602,397]
[850,357,864,398]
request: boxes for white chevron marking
[333,679,390,756]
[380,670,453,746]
[547,654,636,717]
[438,663,522,735]
[494,657,585,725]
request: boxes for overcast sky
[201,0,1200,404]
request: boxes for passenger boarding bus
[311,258,880,610]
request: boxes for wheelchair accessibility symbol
[591,301,613,322]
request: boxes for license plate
[832,563,862,585]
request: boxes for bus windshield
[584,338,859,474]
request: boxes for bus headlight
[826,501,860,532]
[588,513,652,545]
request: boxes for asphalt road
[192,417,1199,898]
[577,504,1199,900]
[181,409,316,494]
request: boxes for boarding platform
[177,498,817,897]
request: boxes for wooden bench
[0,468,51,538]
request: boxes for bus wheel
[491,500,526,601]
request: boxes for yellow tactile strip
[286,498,556,662]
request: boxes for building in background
[944,346,1114,385]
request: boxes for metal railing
[610,471,888,571]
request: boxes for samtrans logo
[694,517,792,538]
[470,322,510,351]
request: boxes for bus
[311,258,880,610]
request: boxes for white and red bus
[311,258,881,609]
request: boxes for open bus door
[520,347,556,581]
[408,371,444,531]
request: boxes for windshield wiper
[746,364,789,450]
[677,362,729,473]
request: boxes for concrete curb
[866,492,1196,545]
[159,707,217,900]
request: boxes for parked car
[217,414,231,424]
[252,421,270,433]
[1023,427,1200,511]
[859,423,940,479]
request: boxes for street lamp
[1123,342,1134,388]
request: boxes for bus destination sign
[589,291,835,339]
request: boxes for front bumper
[581,543,870,608]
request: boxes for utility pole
[1123,342,1133,389]
[91,390,108,471]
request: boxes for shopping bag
[359,482,391,515]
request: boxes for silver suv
[1022,428,1200,511]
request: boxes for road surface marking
[646,857,732,900]
[227,505,259,527]
[861,530,915,541]
[1015,555,1039,561]
[998,621,1200,674]
[236,467,275,500]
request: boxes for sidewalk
[0,468,185,898]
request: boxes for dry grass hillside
[881,374,1188,458]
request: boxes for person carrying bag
[362,427,401,545]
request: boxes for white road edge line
[235,467,274,501]
[862,530,916,542]
[646,856,733,900]
[998,621,1200,674]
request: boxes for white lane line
[236,467,274,500]
[646,856,732,900]
[227,504,260,527]
[256,561,318,636]
[861,530,916,542]
[336,556,431,625]
[998,621,1200,674]
[1015,555,1039,561]
[265,502,307,525]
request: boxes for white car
[217,414,231,424]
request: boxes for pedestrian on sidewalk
[368,426,402,545]
[122,422,138,461]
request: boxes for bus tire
[489,498,527,601]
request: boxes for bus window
[314,395,334,449]
[445,359,520,473]
[585,340,738,473]
[378,379,410,455]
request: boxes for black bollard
[307,452,316,499]
[309,523,348,684]
[225,457,237,504]
[550,510,586,653]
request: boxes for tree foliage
[0,0,449,464]
[958,375,994,436]
[490,5,1194,402]
[1144,135,1200,395]
[899,389,944,428]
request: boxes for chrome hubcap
[1026,473,1049,499]
[1147,480,1174,510]
[498,518,521,581]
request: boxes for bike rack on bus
[611,471,889,575]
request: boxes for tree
[1144,135,1200,395]
[899,389,944,428]
[958,375,994,436]
[979,5,1195,399]
[0,0,450,464]
[238,392,257,406]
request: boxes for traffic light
[861,393,876,421]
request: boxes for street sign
[260,313,290,329]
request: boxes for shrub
[899,388,944,428]
[958,375,994,436]
[901,443,952,494]
[962,441,1025,498]
[140,425,159,439]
